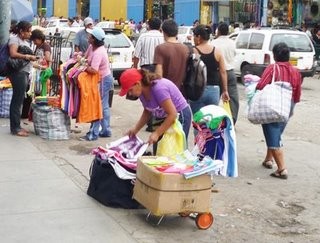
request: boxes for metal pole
[0,0,11,45]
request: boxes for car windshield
[270,33,313,52]
[104,31,131,48]
[47,20,68,28]
[96,22,115,29]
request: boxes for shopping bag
[247,65,292,124]
[156,119,186,157]
[32,103,71,140]
[87,156,140,209]
[222,101,232,118]
[0,88,13,118]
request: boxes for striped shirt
[134,30,164,66]
[256,62,302,103]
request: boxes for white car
[177,26,194,44]
[95,21,116,29]
[104,28,134,81]
[57,28,134,83]
[44,18,82,38]
[234,28,316,82]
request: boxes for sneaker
[79,135,97,141]
[99,132,112,137]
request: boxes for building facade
[31,0,320,27]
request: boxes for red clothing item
[256,62,302,103]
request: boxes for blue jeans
[178,105,192,140]
[262,122,287,149]
[86,74,113,140]
[189,85,220,114]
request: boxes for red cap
[119,68,143,96]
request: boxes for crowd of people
[4,15,303,181]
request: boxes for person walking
[257,42,302,179]
[154,19,189,91]
[80,27,113,141]
[133,17,163,72]
[189,24,229,115]
[213,22,239,124]
[118,68,192,154]
[74,17,94,53]
[8,21,38,137]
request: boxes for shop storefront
[232,0,260,24]
[262,0,320,27]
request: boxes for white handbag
[247,65,293,124]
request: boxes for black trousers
[227,70,239,124]
[140,64,156,72]
[9,71,28,134]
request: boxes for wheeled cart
[133,157,214,230]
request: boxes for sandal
[270,169,288,180]
[21,128,29,133]
[262,160,274,169]
[12,130,29,137]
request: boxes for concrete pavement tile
[0,136,46,161]
[0,178,96,215]
[0,207,136,243]
[0,159,66,183]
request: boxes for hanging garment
[77,72,102,123]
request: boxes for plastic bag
[247,81,292,124]
[156,119,186,157]
[223,101,232,117]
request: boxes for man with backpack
[154,19,189,92]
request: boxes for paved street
[0,76,320,242]
[0,117,137,242]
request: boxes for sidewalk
[0,121,136,243]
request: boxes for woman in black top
[189,24,229,114]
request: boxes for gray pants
[9,71,28,134]
[227,70,239,124]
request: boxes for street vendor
[118,68,192,154]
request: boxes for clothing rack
[46,35,63,96]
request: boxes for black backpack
[0,41,10,77]
[183,44,207,101]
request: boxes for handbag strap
[272,64,282,83]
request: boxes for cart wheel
[195,213,214,230]
[179,212,190,217]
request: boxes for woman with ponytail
[190,24,229,114]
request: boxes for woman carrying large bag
[255,42,302,179]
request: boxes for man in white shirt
[133,17,164,132]
[213,22,239,124]
[133,17,163,72]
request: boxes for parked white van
[234,28,316,82]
